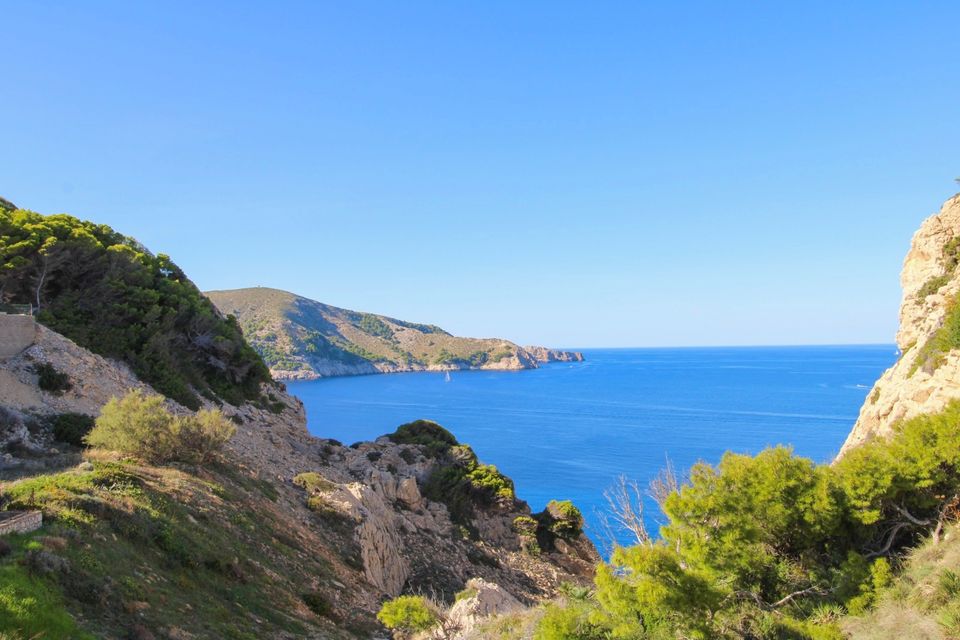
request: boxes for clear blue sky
[3,2,958,347]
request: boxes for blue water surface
[287,346,896,548]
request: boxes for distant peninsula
[206,287,583,380]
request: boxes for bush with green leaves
[32,362,71,393]
[536,400,960,639]
[387,420,458,456]
[376,595,438,636]
[544,500,584,539]
[513,515,539,537]
[422,449,514,526]
[49,412,95,446]
[85,390,235,464]
[387,419,515,526]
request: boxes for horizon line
[551,342,898,351]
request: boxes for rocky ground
[0,321,598,638]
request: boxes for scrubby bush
[513,515,539,537]
[422,456,514,526]
[302,591,332,618]
[376,595,438,636]
[33,362,71,393]
[85,390,234,464]
[388,420,458,457]
[535,601,606,640]
[49,413,95,446]
[910,291,960,375]
[536,400,960,639]
[389,420,514,526]
[293,472,334,494]
[544,500,584,538]
[455,586,478,602]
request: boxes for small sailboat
[444,371,452,383]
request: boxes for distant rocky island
[207,287,583,380]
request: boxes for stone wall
[0,314,36,359]
[0,511,43,536]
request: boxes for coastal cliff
[841,193,960,454]
[207,287,583,381]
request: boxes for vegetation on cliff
[522,400,960,639]
[0,201,271,408]
[388,420,516,527]
[377,595,440,637]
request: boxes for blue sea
[287,346,896,548]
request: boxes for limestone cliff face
[1,323,156,418]
[840,193,960,455]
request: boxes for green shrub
[358,314,395,340]
[455,587,478,602]
[49,412,95,446]
[389,420,515,525]
[387,420,458,456]
[537,400,960,639]
[535,601,607,640]
[513,516,539,537]
[292,472,334,494]
[918,274,950,300]
[302,591,332,618]
[33,362,71,393]
[376,595,438,635]
[422,457,514,526]
[85,390,235,464]
[909,292,960,375]
[544,500,583,538]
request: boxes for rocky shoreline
[271,346,585,381]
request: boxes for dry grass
[844,525,960,640]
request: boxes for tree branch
[866,521,910,558]
[726,586,826,610]
[892,504,931,527]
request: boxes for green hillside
[0,200,271,409]
[206,287,567,379]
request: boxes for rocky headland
[206,287,584,381]
[841,193,960,454]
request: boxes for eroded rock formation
[841,193,960,454]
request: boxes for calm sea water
[287,346,896,548]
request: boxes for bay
[287,345,896,548]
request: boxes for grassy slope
[0,455,371,640]
[843,524,960,640]
[206,287,521,376]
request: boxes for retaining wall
[0,511,43,536]
[0,314,36,359]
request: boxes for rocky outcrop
[2,321,598,627]
[230,417,599,602]
[841,193,960,454]
[523,346,584,364]
[446,578,523,638]
[0,324,157,418]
